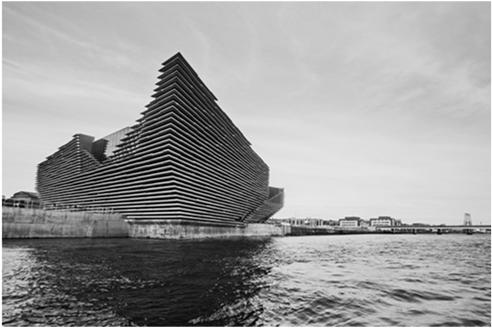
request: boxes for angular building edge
[36,53,284,238]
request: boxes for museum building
[36,53,284,233]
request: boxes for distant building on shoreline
[339,216,361,227]
[369,216,402,227]
[322,219,339,226]
[3,191,40,208]
[269,216,405,228]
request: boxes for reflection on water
[3,234,491,326]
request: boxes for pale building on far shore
[369,216,402,226]
[338,217,361,227]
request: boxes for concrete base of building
[2,207,129,238]
[2,207,288,240]
[128,221,288,239]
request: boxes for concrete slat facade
[37,53,284,228]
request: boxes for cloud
[2,2,490,223]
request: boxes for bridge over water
[288,224,491,236]
[375,225,491,233]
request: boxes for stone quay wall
[129,222,289,239]
[2,207,288,239]
[2,207,129,238]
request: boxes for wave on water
[3,234,491,326]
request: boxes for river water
[2,234,490,326]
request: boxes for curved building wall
[36,53,283,227]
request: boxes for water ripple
[3,234,490,326]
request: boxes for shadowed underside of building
[36,53,284,237]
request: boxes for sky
[2,2,490,225]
